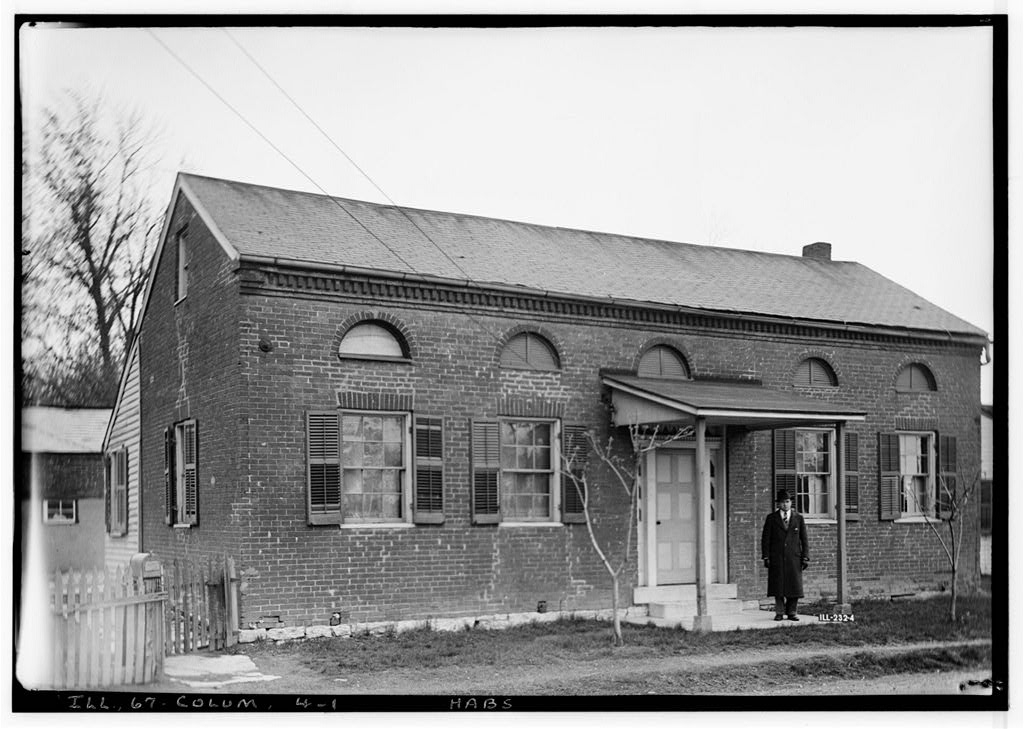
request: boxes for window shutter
[843,431,860,520]
[164,427,176,525]
[471,420,500,524]
[773,429,796,501]
[809,359,835,387]
[182,421,199,526]
[937,435,956,520]
[307,412,342,525]
[413,416,445,524]
[104,454,112,534]
[878,432,900,520]
[561,425,589,524]
[117,449,129,536]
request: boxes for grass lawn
[234,595,991,680]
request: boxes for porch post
[693,417,712,632]
[835,421,851,613]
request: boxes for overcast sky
[19,18,997,401]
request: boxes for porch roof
[602,375,866,430]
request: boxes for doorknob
[656,521,662,525]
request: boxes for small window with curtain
[43,499,77,525]
[499,332,560,371]
[472,418,561,524]
[638,345,690,379]
[878,431,952,520]
[774,428,834,519]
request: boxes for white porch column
[835,421,851,613]
[693,417,712,632]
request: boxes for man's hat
[775,489,791,502]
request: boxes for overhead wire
[148,28,537,368]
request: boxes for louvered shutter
[809,359,835,387]
[413,416,445,524]
[181,420,199,526]
[116,449,129,536]
[307,412,342,525]
[164,427,176,525]
[937,435,957,519]
[499,334,530,368]
[471,420,500,524]
[843,431,860,520]
[878,432,901,520]
[562,425,589,524]
[773,429,796,502]
[104,454,112,534]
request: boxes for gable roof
[176,173,986,339]
[22,407,112,453]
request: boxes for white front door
[648,445,724,586]
[655,450,695,584]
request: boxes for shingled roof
[180,174,986,339]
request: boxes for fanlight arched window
[793,357,838,387]
[338,322,408,360]
[500,332,559,371]
[896,363,937,391]
[638,345,690,379]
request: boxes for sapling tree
[906,466,980,622]
[560,423,689,646]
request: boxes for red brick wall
[137,204,982,626]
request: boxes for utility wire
[146,29,417,277]
[149,28,538,367]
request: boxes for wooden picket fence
[49,566,165,689]
[164,555,238,655]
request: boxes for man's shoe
[774,614,784,621]
[787,615,799,621]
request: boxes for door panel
[656,451,695,584]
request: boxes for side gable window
[165,420,199,526]
[176,227,189,301]
[106,447,128,536]
[638,345,690,379]
[44,499,77,525]
[896,363,936,392]
[793,358,837,387]
[499,332,559,371]
[338,322,408,361]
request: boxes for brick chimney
[802,241,832,261]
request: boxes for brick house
[113,172,987,629]
[21,407,111,574]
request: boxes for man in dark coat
[761,489,809,621]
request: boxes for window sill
[172,524,192,529]
[338,354,412,364]
[499,521,564,528]
[339,522,415,530]
[895,516,944,524]
[804,518,837,525]
[174,296,187,306]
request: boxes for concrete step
[633,583,737,604]
[648,598,746,619]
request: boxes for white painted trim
[498,522,564,528]
[894,516,944,524]
[805,519,838,526]
[338,523,415,530]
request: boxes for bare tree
[561,423,688,646]
[22,91,164,406]
[906,468,980,622]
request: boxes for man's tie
[783,512,789,528]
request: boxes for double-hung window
[306,410,445,526]
[879,431,956,520]
[165,420,199,526]
[774,428,834,519]
[472,418,561,524]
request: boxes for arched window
[338,322,408,360]
[793,358,838,387]
[896,363,937,392]
[638,345,690,379]
[500,332,559,371]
